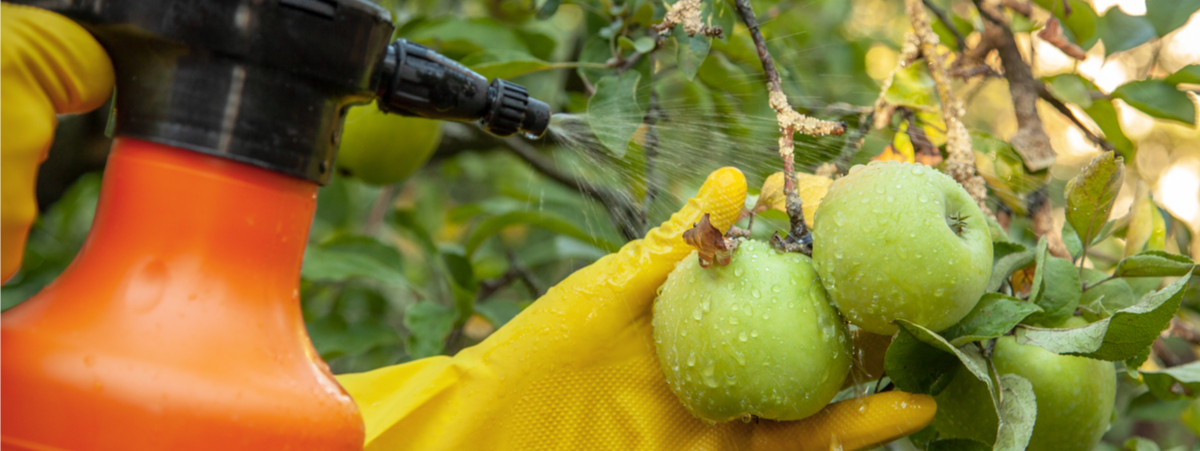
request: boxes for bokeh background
[3,0,1198,448]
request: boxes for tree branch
[922,0,966,52]
[907,0,990,214]
[974,0,1058,172]
[1036,83,1117,152]
[502,135,644,241]
[734,0,845,255]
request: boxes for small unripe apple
[336,102,442,186]
[811,161,992,335]
[933,323,1116,451]
[653,239,851,423]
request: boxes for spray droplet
[693,308,703,321]
[739,331,748,342]
[687,352,696,367]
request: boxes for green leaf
[404,301,456,359]
[994,374,1038,451]
[1046,74,1094,108]
[1063,221,1084,260]
[1026,239,1083,327]
[587,71,644,157]
[1032,0,1098,45]
[633,36,656,53]
[1113,250,1197,277]
[301,237,406,286]
[1081,267,1136,313]
[1112,80,1197,126]
[1098,9,1158,56]
[1125,437,1162,451]
[1124,345,1151,378]
[943,294,1044,346]
[1083,99,1135,159]
[536,0,561,19]
[1165,65,1200,86]
[1015,270,1194,360]
[474,299,528,327]
[577,37,614,85]
[1065,152,1125,247]
[884,325,961,395]
[928,438,992,451]
[674,26,712,81]
[987,244,1036,292]
[887,320,1036,451]
[1145,0,1200,36]
[1143,360,1200,400]
[465,211,621,257]
[464,50,604,80]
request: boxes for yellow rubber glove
[1,3,115,283]
[338,168,936,450]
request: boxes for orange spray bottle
[1,0,550,449]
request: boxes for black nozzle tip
[522,98,551,139]
[483,79,550,139]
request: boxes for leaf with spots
[1064,152,1124,248]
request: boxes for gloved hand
[1,3,115,283]
[338,167,936,450]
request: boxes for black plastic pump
[22,0,552,184]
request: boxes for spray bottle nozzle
[376,40,550,139]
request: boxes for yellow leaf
[1125,181,1153,257]
[755,172,832,226]
[872,144,912,163]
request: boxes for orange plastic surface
[1,138,363,450]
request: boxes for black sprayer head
[20,0,551,184]
[375,40,550,139]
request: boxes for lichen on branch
[653,0,723,38]
[732,0,845,254]
[904,0,991,215]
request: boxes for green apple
[933,323,1116,451]
[811,161,992,335]
[653,239,851,423]
[336,101,442,186]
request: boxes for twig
[906,0,990,214]
[364,185,396,236]
[502,136,644,241]
[832,110,874,172]
[1170,318,1200,346]
[1036,83,1117,152]
[922,0,966,52]
[734,0,845,255]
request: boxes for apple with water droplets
[652,239,851,423]
[811,161,992,335]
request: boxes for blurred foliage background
[3,0,1200,448]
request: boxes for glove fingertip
[688,166,746,233]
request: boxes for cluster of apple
[652,160,1115,450]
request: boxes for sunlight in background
[1089,0,1144,14]
[1157,159,1200,230]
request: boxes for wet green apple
[336,101,442,186]
[652,239,851,423]
[811,161,992,335]
[933,320,1116,451]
